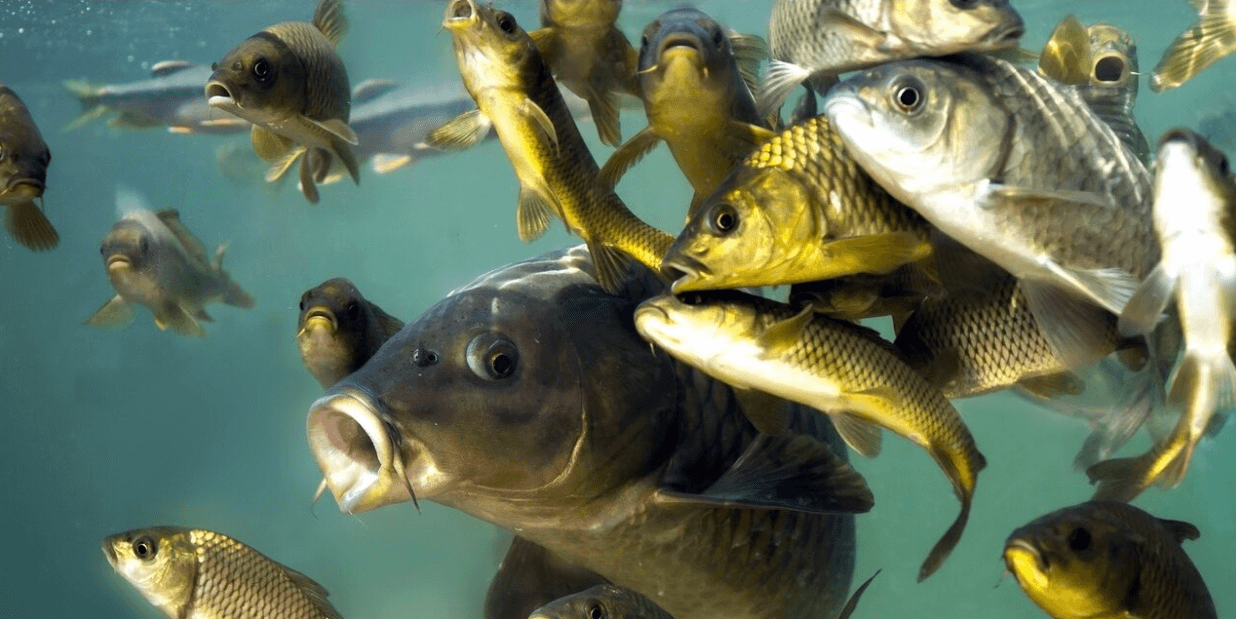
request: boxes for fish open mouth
[659,33,703,57]
[204,81,236,108]
[444,0,476,25]
[1092,54,1126,83]
[307,390,427,513]
[662,256,710,293]
[300,308,338,334]
[5,177,45,194]
[1003,537,1048,574]
[100,539,118,568]
[988,20,1026,46]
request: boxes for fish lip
[658,32,703,59]
[100,539,118,568]
[5,177,45,193]
[662,256,710,293]
[306,390,424,514]
[443,0,477,28]
[303,308,338,332]
[988,20,1025,46]
[204,81,235,108]
[1003,537,1046,572]
[105,254,132,270]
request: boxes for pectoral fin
[584,85,621,147]
[755,307,813,357]
[425,109,493,151]
[808,233,932,281]
[1118,262,1176,337]
[653,433,874,515]
[308,116,359,145]
[84,295,135,329]
[371,153,415,174]
[829,411,883,458]
[733,388,791,435]
[521,96,558,156]
[251,125,295,161]
[757,60,814,119]
[516,186,557,243]
[2,197,59,251]
[265,147,307,183]
[729,32,768,95]
[598,127,661,190]
[156,302,206,338]
[1019,279,1119,369]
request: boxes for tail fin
[62,80,108,130]
[1152,0,1236,91]
[212,243,256,309]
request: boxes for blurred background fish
[63,61,249,135]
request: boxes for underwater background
[0,1,1232,618]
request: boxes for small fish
[760,0,1024,116]
[530,585,674,619]
[1088,129,1236,501]
[0,83,57,251]
[825,53,1155,370]
[297,277,403,390]
[1004,501,1217,619]
[661,115,932,294]
[430,0,674,292]
[634,291,986,581]
[1152,0,1236,91]
[102,526,346,619]
[1036,16,1150,161]
[85,194,254,338]
[63,61,249,134]
[207,0,358,204]
[531,0,639,147]
[599,6,772,218]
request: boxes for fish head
[100,219,155,276]
[206,30,307,126]
[1154,128,1236,239]
[1003,504,1140,619]
[296,278,375,388]
[888,0,1024,54]
[634,291,760,370]
[307,247,679,524]
[444,0,539,97]
[529,584,636,619]
[0,89,51,200]
[824,60,1007,204]
[539,0,622,30]
[102,527,198,618]
[1087,24,1137,90]
[637,7,734,108]
[666,168,814,292]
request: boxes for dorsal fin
[312,0,348,47]
[352,79,400,103]
[1157,518,1201,544]
[154,209,209,264]
[150,60,198,78]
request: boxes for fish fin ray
[1037,15,1091,84]
[1118,262,1176,337]
[757,60,813,119]
[251,125,295,161]
[598,127,661,190]
[755,306,813,357]
[729,32,768,95]
[653,433,873,515]
[298,150,321,204]
[1019,279,1118,369]
[917,492,970,581]
[149,60,197,77]
[329,140,361,185]
[265,147,306,183]
[1158,518,1201,543]
[588,241,632,294]
[312,0,349,46]
[810,233,932,280]
[830,412,883,458]
[1072,368,1159,469]
[3,198,58,251]
[84,295,135,329]
[516,186,557,243]
[520,96,558,156]
[1152,1,1236,91]
[425,109,492,151]
[159,302,207,338]
[283,566,345,619]
[585,85,621,147]
[1086,451,1162,502]
[733,388,791,435]
[308,116,358,145]
[837,570,881,619]
[371,153,415,174]
[1016,371,1085,399]
[154,209,212,265]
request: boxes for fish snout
[299,308,338,335]
[100,538,119,568]
[204,80,235,108]
[444,0,477,26]
[4,176,45,196]
[662,255,710,293]
[657,32,704,61]
[306,390,415,513]
[1003,537,1049,581]
[988,15,1025,47]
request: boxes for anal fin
[830,411,883,458]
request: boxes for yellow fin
[1038,14,1090,83]
[807,232,931,280]
[1152,0,1236,91]
[598,126,661,190]
[425,109,492,151]
[585,85,621,147]
[516,186,556,243]
[1017,371,1085,399]
[312,0,348,47]
[84,295,135,329]
[830,411,883,458]
[3,197,58,251]
[521,96,558,156]
[587,241,632,295]
[265,147,306,183]
[251,125,295,162]
[755,307,813,357]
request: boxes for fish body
[599,6,770,218]
[760,0,1024,115]
[297,277,403,389]
[433,0,673,291]
[1037,17,1149,162]
[306,246,869,619]
[1089,129,1236,501]
[661,115,931,294]
[1152,0,1236,91]
[530,585,674,619]
[825,53,1155,369]
[532,0,638,146]
[102,526,345,619]
[0,84,57,251]
[634,291,985,581]
[85,206,255,338]
[1004,501,1216,619]
[63,62,248,134]
[207,0,358,203]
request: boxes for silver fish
[63,61,248,134]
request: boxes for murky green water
[0,1,1232,618]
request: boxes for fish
[531,0,639,147]
[84,194,255,338]
[63,61,249,134]
[634,290,986,582]
[297,277,404,390]
[824,53,1155,370]
[206,0,358,205]
[306,246,872,619]
[1036,16,1150,162]
[1087,129,1236,502]
[1151,0,1236,91]
[760,0,1024,117]
[660,115,933,294]
[598,6,773,218]
[102,526,347,619]
[530,585,674,619]
[1003,501,1217,619]
[429,0,674,292]
[0,83,58,251]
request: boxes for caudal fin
[1152,0,1236,91]
[61,80,108,130]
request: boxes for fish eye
[252,58,273,82]
[1093,57,1125,83]
[345,301,359,316]
[712,29,724,48]
[949,0,980,8]
[1067,526,1091,552]
[139,237,150,254]
[890,78,925,114]
[210,62,218,71]
[709,203,739,235]
[1218,155,1231,177]
[466,334,518,380]
[640,34,649,49]
[589,604,605,619]
[496,11,517,35]
[132,536,157,560]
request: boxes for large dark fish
[63,62,248,134]
[1004,501,1217,619]
[103,526,347,619]
[207,0,357,204]
[297,277,404,390]
[0,83,57,251]
[306,246,871,619]
[429,0,675,292]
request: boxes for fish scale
[188,530,337,619]
[265,22,351,122]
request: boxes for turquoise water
[0,1,1232,618]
